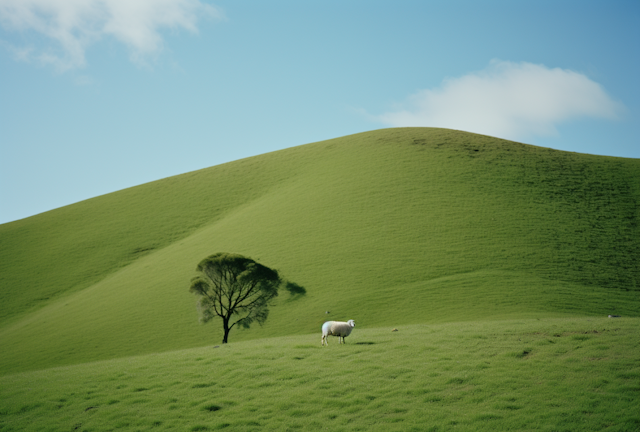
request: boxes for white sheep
[321,320,355,346]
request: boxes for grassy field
[1,128,638,430]
[0,128,639,375]
[1,317,638,432]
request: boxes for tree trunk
[222,318,230,344]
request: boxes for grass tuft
[203,404,222,412]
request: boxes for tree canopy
[189,252,283,343]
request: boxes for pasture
[1,318,638,431]
[1,128,638,375]
[0,128,638,430]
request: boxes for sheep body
[321,320,355,346]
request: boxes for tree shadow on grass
[284,281,306,301]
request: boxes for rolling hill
[1,127,638,374]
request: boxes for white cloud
[0,0,222,70]
[377,60,623,141]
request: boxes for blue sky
[1,0,638,224]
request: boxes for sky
[1,0,639,224]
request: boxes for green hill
[1,127,638,374]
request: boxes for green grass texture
[1,318,638,431]
[1,128,638,375]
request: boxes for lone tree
[189,252,283,344]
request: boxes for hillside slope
[1,128,638,374]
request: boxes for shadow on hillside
[354,342,376,345]
[284,281,306,300]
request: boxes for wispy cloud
[377,60,623,141]
[0,0,222,71]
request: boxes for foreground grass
[1,317,638,432]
